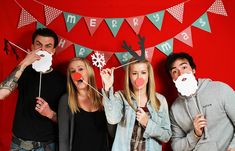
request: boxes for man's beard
[173,72,198,97]
[32,50,52,73]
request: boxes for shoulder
[203,79,234,94]
[155,92,168,109]
[170,97,184,112]
[59,94,69,106]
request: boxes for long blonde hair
[123,59,160,111]
[67,58,102,114]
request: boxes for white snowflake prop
[91,52,106,69]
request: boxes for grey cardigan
[58,94,114,151]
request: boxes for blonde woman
[58,58,111,151]
[100,59,172,151]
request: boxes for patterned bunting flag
[126,16,145,34]
[147,10,165,30]
[63,12,81,32]
[207,0,227,16]
[105,18,124,37]
[84,17,103,36]
[156,39,174,56]
[18,9,37,28]
[44,5,62,25]
[192,13,211,33]
[175,27,193,47]
[166,2,184,23]
[74,44,93,58]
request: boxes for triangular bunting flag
[18,9,37,28]
[175,27,193,47]
[207,0,227,16]
[74,44,93,58]
[147,10,165,30]
[36,22,46,29]
[192,13,211,32]
[126,16,145,34]
[96,50,113,63]
[84,17,103,36]
[44,5,62,25]
[166,2,184,23]
[56,36,73,54]
[105,18,124,37]
[115,52,133,65]
[63,12,81,32]
[136,47,154,62]
[156,39,174,56]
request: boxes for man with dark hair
[166,52,235,151]
[0,28,66,151]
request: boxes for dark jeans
[10,141,55,151]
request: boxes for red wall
[0,0,235,150]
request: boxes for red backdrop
[0,0,235,150]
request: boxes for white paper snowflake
[91,52,106,69]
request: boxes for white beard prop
[32,50,52,73]
[173,72,198,97]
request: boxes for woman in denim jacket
[100,59,172,151]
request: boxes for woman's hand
[136,108,149,127]
[100,68,114,91]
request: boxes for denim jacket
[102,87,172,151]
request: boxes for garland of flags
[13,0,227,66]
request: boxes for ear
[51,48,56,55]
[192,69,196,74]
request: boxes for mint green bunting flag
[105,18,124,37]
[74,44,93,58]
[192,13,211,32]
[156,39,173,56]
[147,10,165,30]
[115,52,132,65]
[36,22,46,29]
[64,12,81,32]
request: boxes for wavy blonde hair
[123,59,160,111]
[67,58,102,114]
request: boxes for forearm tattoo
[0,66,22,91]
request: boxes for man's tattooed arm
[0,65,24,92]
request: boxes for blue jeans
[10,142,55,151]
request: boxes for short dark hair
[166,52,196,72]
[32,28,58,48]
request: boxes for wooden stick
[114,60,138,70]
[8,41,29,54]
[38,72,42,97]
[82,80,104,97]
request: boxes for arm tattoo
[0,66,22,91]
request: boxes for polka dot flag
[44,5,62,25]
[17,9,37,28]
[207,0,227,16]
[167,2,185,23]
